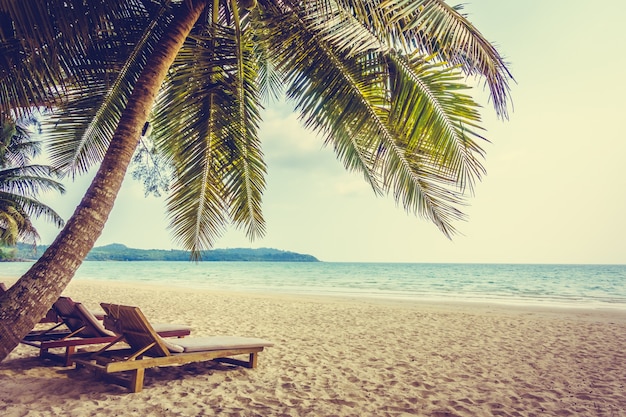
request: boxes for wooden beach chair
[74,303,273,393]
[21,297,192,366]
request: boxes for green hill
[6,243,319,262]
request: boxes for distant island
[4,243,320,262]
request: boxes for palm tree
[0,116,65,247]
[0,0,512,360]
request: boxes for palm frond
[247,9,284,103]
[0,165,64,195]
[380,0,513,117]
[0,192,64,229]
[0,1,157,113]
[226,4,266,240]
[154,25,241,257]
[0,203,31,245]
[154,16,267,256]
[260,6,384,193]
[387,52,486,192]
[294,0,386,56]
[45,2,174,175]
[0,1,63,112]
[291,0,513,117]
[261,3,490,236]
[0,114,41,167]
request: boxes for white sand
[1,279,625,416]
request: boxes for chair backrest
[53,297,114,338]
[100,303,171,357]
[0,282,7,293]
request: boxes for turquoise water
[2,262,625,309]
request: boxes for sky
[30,1,626,264]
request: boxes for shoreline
[1,279,625,415]
[3,275,626,315]
[2,261,625,312]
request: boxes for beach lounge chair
[74,303,273,393]
[21,297,192,366]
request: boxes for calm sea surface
[2,262,625,309]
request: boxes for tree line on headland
[2,243,319,262]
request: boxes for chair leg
[249,352,258,369]
[129,368,145,393]
[215,353,259,369]
[63,346,76,367]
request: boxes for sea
[2,262,625,310]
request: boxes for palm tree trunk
[0,0,207,362]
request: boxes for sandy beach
[1,279,625,416]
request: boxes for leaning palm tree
[0,0,512,360]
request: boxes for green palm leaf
[261,2,490,236]
[0,0,155,113]
[226,6,266,240]
[0,201,33,245]
[380,0,513,117]
[0,165,65,196]
[0,163,65,245]
[261,6,384,193]
[154,24,242,256]
[387,52,486,188]
[45,2,174,175]
[0,191,64,229]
